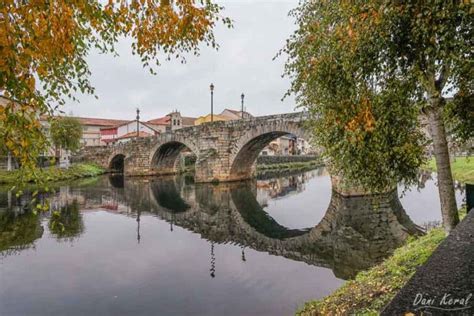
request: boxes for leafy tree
[0,0,230,186]
[284,1,472,232]
[50,117,83,154]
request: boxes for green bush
[0,163,105,184]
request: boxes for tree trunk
[7,151,12,171]
[427,100,459,233]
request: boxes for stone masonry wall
[74,112,312,182]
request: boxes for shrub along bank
[424,156,473,184]
[0,163,106,184]
[257,159,323,173]
[297,227,446,315]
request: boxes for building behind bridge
[0,95,314,170]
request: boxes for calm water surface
[0,167,464,316]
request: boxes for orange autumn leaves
[345,98,375,135]
[0,0,226,187]
[0,0,224,96]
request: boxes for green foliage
[283,0,430,192]
[50,116,83,152]
[297,228,446,315]
[284,0,473,200]
[0,163,105,185]
[1,1,230,189]
[445,93,474,145]
[424,156,474,184]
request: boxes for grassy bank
[298,228,445,315]
[257,159,323,173]
[0,163,106,184]
[298,207,468,316]
[424,156,473,184]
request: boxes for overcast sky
[62,0,299,121]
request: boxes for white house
[100,120,161,145]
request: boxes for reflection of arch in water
[138,175,422,279]
[146,176,309,239]
[230,182,311,239]
[108,174,125,189]
[149,177,191,213]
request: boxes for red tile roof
[116,131,153,140]
[147,116,170,125]
[73,117,129,127]
[40,114,129,127]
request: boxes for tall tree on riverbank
[50,116,83,161]
[284,1,472,232]
[0,0,230,186]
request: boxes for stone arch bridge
[77,112,311,183]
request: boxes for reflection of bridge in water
[0,171,422,279]
[117,173,422,279]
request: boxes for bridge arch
[149,137,198,176]
[109,153,126,173]
[229,122,311,181]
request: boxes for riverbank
[424,156,473,184]
[381,209,474,315]
[298,157,473,315]
[0,163,106,185]
[257,159,323,173]
[181,158,324,176]
[297,227,446,315]
[298,208,468,315]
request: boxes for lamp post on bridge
[210,83,214,122]
[136,108,140,139]
[241,93,245,119]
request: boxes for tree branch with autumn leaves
[0,0,231,189]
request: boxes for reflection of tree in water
[48,200,84,242]
[0,210,43,256]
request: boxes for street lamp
[210,83,214,122]
[136,108,140,138]
[241,93,245,119]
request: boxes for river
[0,167,465,315]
